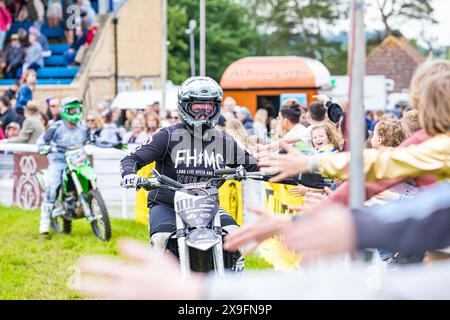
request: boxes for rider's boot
[150,232,171,253]
[40,203,53,234]
[223,224,245,273]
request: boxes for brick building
[366,36,426,93]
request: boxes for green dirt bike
[37,145,111,241]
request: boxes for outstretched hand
[224,207,293,253]
[72,239,204,300]
[258,140,312,182]
[283,205,356,262]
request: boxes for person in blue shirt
[15,69,36,124]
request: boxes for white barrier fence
[0,143,136,219]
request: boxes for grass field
[0,206,272,299]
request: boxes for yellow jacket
[316,133,450,182]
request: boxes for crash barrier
[0,143,135,218]
[135,164,305,269]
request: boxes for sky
[364,0,450,48]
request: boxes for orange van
[220,56,332,116]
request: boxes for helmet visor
[67,107,82,115]
[187,101,216,120]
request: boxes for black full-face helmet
[177,76,223,132]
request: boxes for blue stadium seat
[37,67,79,78]
[49,44,71,55]
[44,55,68,66]
[0,79,15,86]
[7,21,33,37]
[36,79,74,85]
[0,78,73,86]
[41,25,65,38]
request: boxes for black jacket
[120,124,258,207]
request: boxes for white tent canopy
[111,88,179,110]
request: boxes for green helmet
[61,97,83,125]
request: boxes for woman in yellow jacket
[259,71,450,183]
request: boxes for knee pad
[150,232,172,253]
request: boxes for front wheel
[88,190,111,241]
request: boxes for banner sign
[13,152,48,210]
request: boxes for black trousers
[149,204,238,237]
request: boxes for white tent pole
[348,0,366,208]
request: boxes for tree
[167,0,261,84]
[371,0,436,37]
[241,0,349,75]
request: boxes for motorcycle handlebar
[214,168,238,175]
[159,174,184,189]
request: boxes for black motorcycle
[126,166,267,276]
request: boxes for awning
[220,56,331,90]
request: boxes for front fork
[175,214,190,278]
[70,171,94,222]
[212,212,225,276]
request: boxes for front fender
[78,166,97,181]
[74,166,97,193]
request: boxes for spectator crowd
[0,0,99,79]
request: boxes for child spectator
[400,109,421,139]
[47,0,63,27]
[289,124,341,197]
[15,69,36,120]
[1,34,25,78]
[310,123,341,154]
[371,117,405,149]
[0,0,12,51]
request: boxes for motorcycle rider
[36,97,116,235]
[37,97,87,234]
[119,76,258,271]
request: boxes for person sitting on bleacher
[1,34,25,78]
[23,33,43,72]
[64,25,87,66]
[29,26,51,57]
